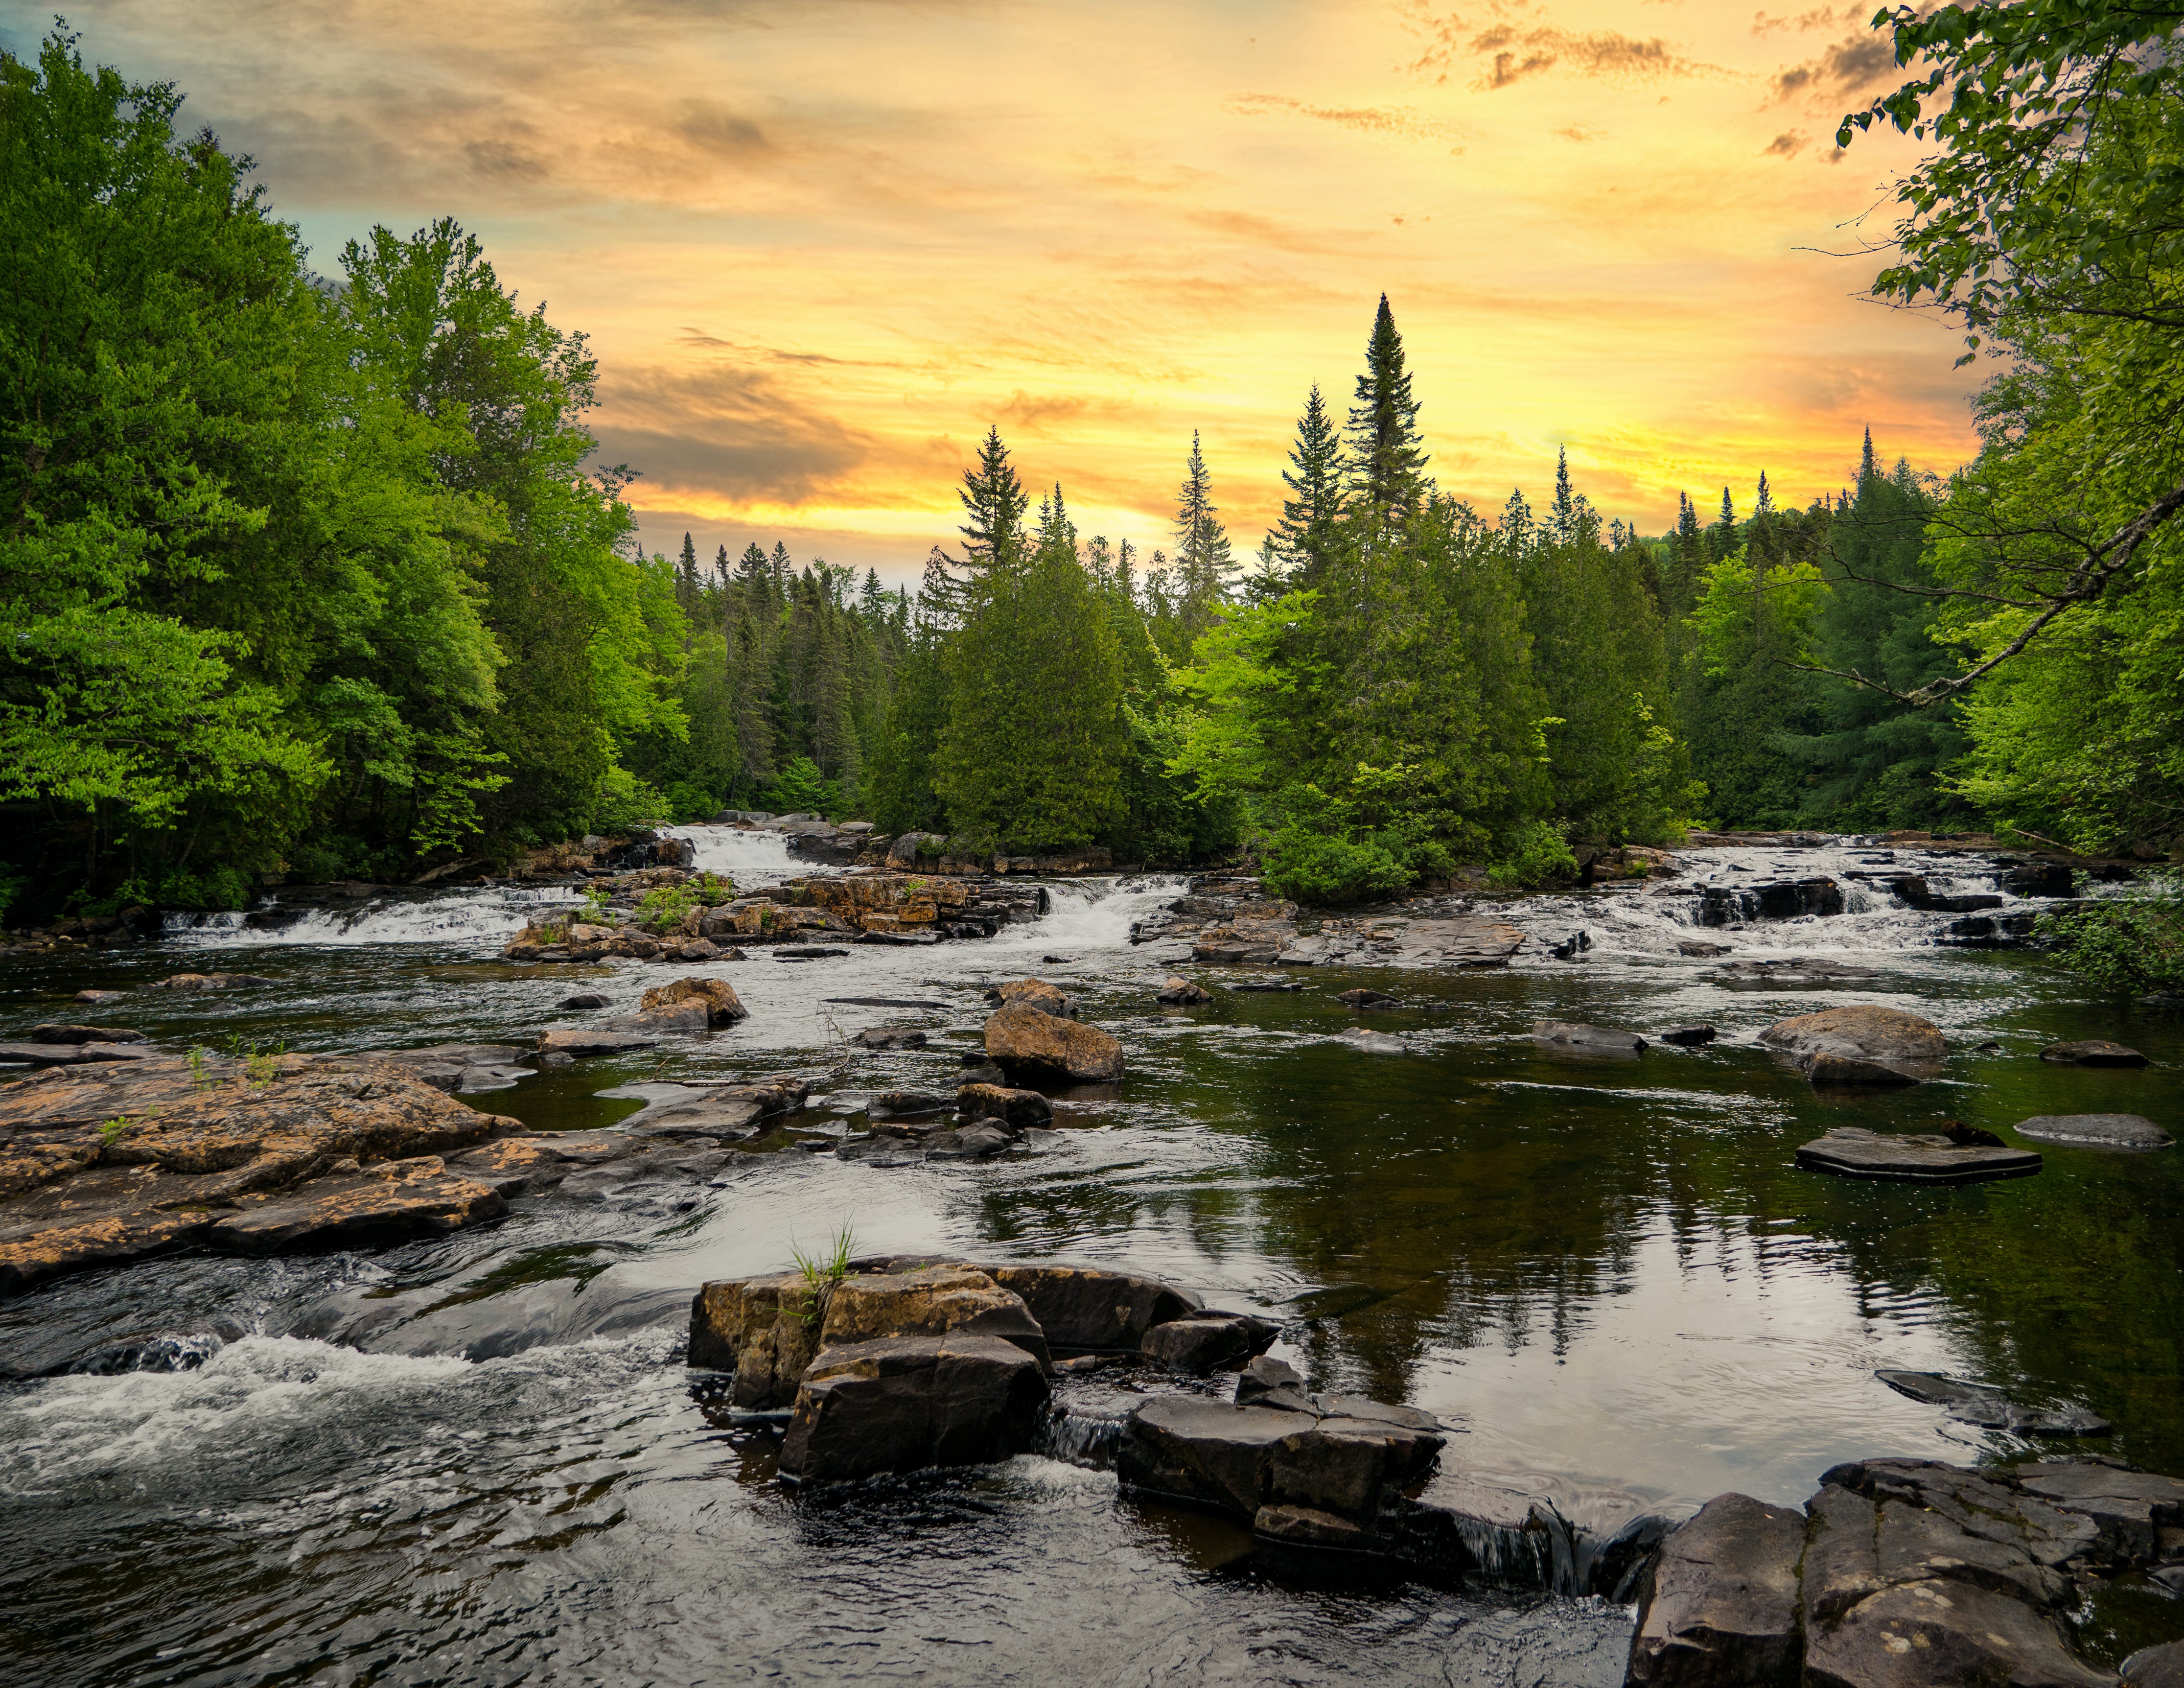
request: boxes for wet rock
[774,945,849,961]
[1628,1492,1804,1688]
[870,1089,951,1116]
[1533,1021,1648,1054]
[1231,977,1304,992]
[443,1131,631,1196]
[1156,976,1212,1005]
[2012,1464,2184,1563]
[1759,1005,1946,1083]
[2124,1642,2184,1687]
[1797,1126,2042,1185]
[612,1075,809,1141]
[1716,956,1878,985]
[1875,1371,2111,1436]
[1235,1354,1315,1413]
[377,1043,531,1072]
[74,989,127,1004]
[1337,988,1400,1008]
[27,1025,146,1045]
[1139,1311,1278,1374]
[981,1262,1202,1352]
[955,1082,1052,1131]
[0,1053,518,1295]
[1341,1029,1407,1054]
[535,1027,661,1058]
[2015,1113,2173,1150]
[1659,1025,1718,1047]
[988,977,1076,1018]
[1118,1393,1443,1546]
[1805,1576,2109,1688]
[2040,1039,2148,1068]
[641,977,748,1026]
[921,1123,1016,1159]
[1676,939,1732,958]
[144,972,279,991]
[687,1271,824,1406]
[206,1156,506,1252]
[1192,901,1301,965]
[0,1041,157,1068]
[983,1004,1123,1083]
[819,1264,1050,1366]
[854,1026,929,1050]
[1548,931,1592,961]
[1698,878,1845,925]
[557,993,610,1010]
[779,1331,1050,1485]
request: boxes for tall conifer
[957,425,1029,583]
[1270,383,1345,583]
[1345,295,1429,521]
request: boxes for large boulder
[614,1075,810,1142]
[1627,1492,1804,1688]
[955,1082,1053,1131]
[817,1265,1051,1367]
[1116,1393,1443,1549]
[983,1005,1123,1083]
[2040,1039,2148,1067]
[1797,1126,2042,1185]
[1157,976,1213,1006]
[1758,1006,1948,1084]
[778,1332,1050,1485]
[640,977,748,1026]
[1140,1311,1279,1374]
[983,1262,1201,1351]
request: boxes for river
[1,832,2179,1685]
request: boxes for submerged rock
[983,1004,1123,1083]
[1156,976,1212,1005]
[1533,1021,1648,1054]
[535,1027,661,1058]
[854,1026,928,1050]
[1759,1005,1946,1084]
[144,972,279,991]
[0,1041,156,1068]
[2015,1113,2173,1150]
[2039,1039,2148,1067]
[27,1025,146,1045]
[1875,1370,2111,1436]
[1797,1126,2042,1185]
[1658,1025,1718,1047]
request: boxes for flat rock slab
[377,1043,532,1068]
[1875,1370,2110,1436]
[0,1042,156,1068]
[145,973,278,990]
[206,1157,506,1252]
[1139,1311,1278,1374]
[779,1331,1049,1485]
[2016,1113,2172,1149]
[1533,1020,1647,1055]
[2040,1039,2147,1067]
[1798,1127,2041,1185]
[27,1025,146,1045]
[536,1027,661,1057]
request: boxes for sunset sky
[6,0,1982,583]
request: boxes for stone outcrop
[1796,1126,2042,1185]
[983,1004,1124,1083]
[1696,877,1846,925]
[1758,1006,1948,1085]
[1625,1459,2184,1688]
[817,1265,1051,1366]
[0,1053,525,1295]
[1139,1311,1279,1374]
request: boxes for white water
[164,885,571,948]
[1512,837,2081,963]
[666,823,841,884]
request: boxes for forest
[2,6,2180,921]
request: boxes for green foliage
[0,864,24,926]
[761,755,842,819]
[790,1221,858,1324]
[1486,821,1580,892]
[592,767,669,833]
[637,871,735,933]
[2037,873,2184,996]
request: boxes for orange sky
[14,0,1981,582]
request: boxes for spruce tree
[713,543,732,590]
[1345,295,1430,521]
[1171,431,1234,645]
[1709,487,1738,560]
[1547,447,1578,545]
[956,425,1029,584]
[770,540,793,586]
[1270,383,1345,583]
[735,541,770,587]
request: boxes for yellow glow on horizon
[25,0,1979,578]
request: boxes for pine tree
[1755,471,1775,518]
[674,532,701,613]
[1345,295,1430,521]
[956,425,1029,583]
[713,543,732,590]
[1547,447,1579,545]
[1270,383,1345,583]
[860,566,885,618]
[1116,538,1138,607]
[1709,487,1738,560]
[736,541,770,587]
[771,540,793,587]
[1859,426,1878,488]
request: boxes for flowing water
[2,831,2181,1685]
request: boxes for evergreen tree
[1708,487,1738,560]
[1270,383,1346,584]
[674,531,701,613]
[1345,295,1430,521]
[956,424,1029,581]
[1170,431,1233,647]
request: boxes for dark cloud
[1764,129,1808,156]
[595,363,875,502]
[674,98,773,158]
[1404,7,1720,87]
[1751,6,1854,35]
[1226,92,1450,141]
[1773,31,1898,102]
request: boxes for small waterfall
[666,825,840,884]
[1038,1404,1128,1469]
[997,876,1192,955]
[163,885,569,948]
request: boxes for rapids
[3,830,2180,1685]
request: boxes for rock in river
[0,1053,519,1295]
[1759,1005,1946,1085]
[640,976,748,1026]
[1139,1311,1278,1374]
[983,1004,1123,1083]
[1874,1369,2111,1436]
[1533,1021,1648,1055]
[779,1331,1050,1486]
[1628,1492,1804,1688]
[1156,976,1212,1006]
[1796,1126,2042,1186]
[989,977,1076,1019]
[955,1082,1053,1131]
[2015,1113,2173,1150]
[27,1025,147,1045]
[144,972,278,991]
[2039,1039,2148,1067]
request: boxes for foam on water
[164,885,569,949]
[666,824,829,883]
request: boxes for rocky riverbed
[1,823,2180,1686]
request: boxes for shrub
[594,767,670,832]
[2037,872,2184,995]
[1259,828,1411,905]
[665,780,721,824]
[1486,821,1580,892]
